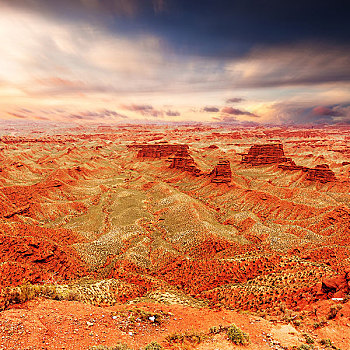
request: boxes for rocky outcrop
[241,143,291,165]
[169,149,202,176]
[306,164,336,183]
[279,161,337,183]
[210,159,232,183]
[320,269,350,298]
[278,160,308,172]
[129,144,189,159]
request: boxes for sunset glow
[0,0,349,125]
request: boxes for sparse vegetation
[89,344,132,350]
[166,331,206,344]
[319,339,341,350]
[313,318,327,329]
[209,325,228,334]
[0,282,60,311]
[302,333,314,344]
[297,345,314,350]
[143,342,163,350]
[227,324,250,345]
[327,304,342,320]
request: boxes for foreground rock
[320,269,350,298]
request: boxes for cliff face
[306,164,337,183]
[131,144,189,159]
[241,144,291,165]
[279,162,337,183]
[210,159,232,183]
[242,144,337,183]
[169,149,202,176]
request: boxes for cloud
[122,104,153,112]
[265,102,350,125]
[7,107,128,122]
[78,109,129,119]
[3,0,165,19]
[312,106,344,117]
[227,44,350,88]
[225,97,244,103]
[121,104,179,117]
[213,115,238,124]
[202,106,219,112]
[7,111,49,120]
[221,106,259,118]
[166,109,180,116]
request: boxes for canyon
[0,125,349,349]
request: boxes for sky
[0,0,349,125]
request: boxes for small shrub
[319,339,341,349]
[144,342,163,350]
[89,344,132,350]
[303,333,314,344]
[227,324,250,345]
[293,319,301,327]
[209,325,228,334]
[166,331,206,344]
[328,304,342,320]
[297,345,313,350]
[313,318,327,329]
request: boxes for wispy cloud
[121,104,180,117]
[221,106,259,118]
[227,44,350,88]
[202,106,219,113]
[225,97,244,103]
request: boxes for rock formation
[320,269,350,298]
[241,143,291,165]
[279,161,337,183]
[210,159,232,183]
[306,164,336,183]
[169,149,202,176]
[129,144,189,159]
[278,160,308,172]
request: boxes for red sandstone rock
[129,144,189,159]
[320,269,350,298]
[241,143,291,165]
[306,164,336,183]
[278,160,308,171]
[169,149,202,176]
[210,159,232,183]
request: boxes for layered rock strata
[241,144,291,165]
[210,159,232,183]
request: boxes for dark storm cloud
[5,0,350,57]
[3,0,350,92]
[221,107,260,118]
[225,97,244,104]
[202,106,220,113]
